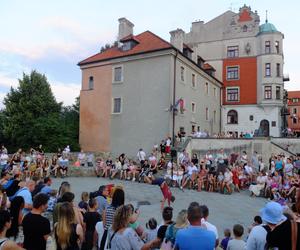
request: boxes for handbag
[46,236,57,250]
[160,239,173,250]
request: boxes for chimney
[169,28,185,52]
[118,18,134,42]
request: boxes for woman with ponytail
[55,202,83,250]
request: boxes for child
[78,191,89,212]
[227,224,246,250]
[47,189,57,212]
[81,198,101,250]
[220,228,231,250]
[144,218,158,243]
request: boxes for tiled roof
[288,91,300,99]
[78,31,173,65]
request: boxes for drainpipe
[219,86,223,134]
[172,50,178,146]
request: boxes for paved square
[52,177,267,235]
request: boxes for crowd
[0,142,300,249]
[0,177,299,250]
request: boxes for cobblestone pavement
[52,177,267,236]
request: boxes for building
[78,18,222,156]
[287,91,300,136]
[172,5,285,137]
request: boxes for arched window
[88,76,94,90]
[243,25,247,32]
[227,110,238,124]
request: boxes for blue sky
[0,0,299,106]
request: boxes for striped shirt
[104,205,116,230]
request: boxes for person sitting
[249,171,267,197]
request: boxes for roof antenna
[265,10,268,23]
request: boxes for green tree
[3,70,63,152]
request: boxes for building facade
[172,5,285,137]
[78,18,222,156]
[287,91,300,136]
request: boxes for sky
[0,0,299,107]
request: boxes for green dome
[258,21,278,35]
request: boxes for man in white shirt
[137,148,146,163]
[200,205,219,248]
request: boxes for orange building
[288,91,300,136]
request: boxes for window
[213,87,216,97]
[192,74,196,88]
[191,102,196,113]
[114,66,123,82]
[88,76,94,90]
[265,63,271,77]
[243,25,248,32]
[276,63,280,77]
[265,41,271,54]
[180,66,185,82]
[226,66,239,80]
[227,110,238,124]
[226,87,239,102]
[205,107,209,121]
[264,86,272,99]
[293,117,297,124]
[249,115,254,121]
[292,98,299,103]
[205,82,209,95]
[293,108,297,114]
[275,41,280,54]
[191,125,195,133]
[276,87,281,100]
[112,98,122,114]
[227,46,239,58]
[272,121,276,127]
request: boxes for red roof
[120,34,140,43]
[288,91,300,99]
[79,31,173,65]
[203,63,216,71]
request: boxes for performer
[145,176,175,210]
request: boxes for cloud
[0,74,18,88]
[0,16,115,61]
[0,71,80,107]
[51,81,80,106]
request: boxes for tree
[3,70,63,152]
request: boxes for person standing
[22,193,51,250]
[0,210,24,250]
[137,149,146,164]
[100,188,125,250]
[55,202,84,250]
[174,202,215,250]
[200,205,219,248]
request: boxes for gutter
[172,51,178,146]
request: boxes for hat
[260,201,286,224]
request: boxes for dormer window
[183,44,193,59]
[197,56,204,68]
[121,41,137,51]
[120,36,139,51]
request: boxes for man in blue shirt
[40,177,52,195]
[174,202,215,250]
